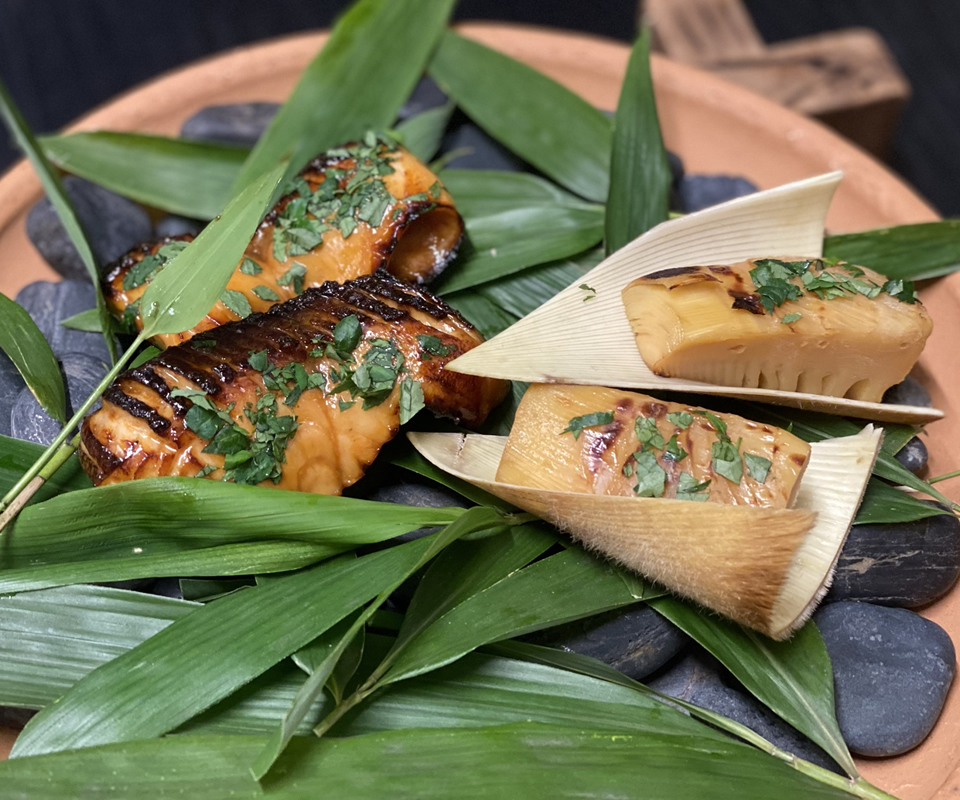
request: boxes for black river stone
[26,176,152,281]
[10,352,108,446]
[894,436,929,475]
[396,75,448,122]
[883,376,932,407]
[15,279,111,362]
[369,481,470,544]
[678,174,758,213]
[154,214,203,239]
[180,102,280,147]
[830,507,960,607]
[0,352,24,438]
[648,648,838,771]
[527,604,688,681]
[439,116,528,173]
[815,602,955,757]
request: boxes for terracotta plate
[0,23,957,798]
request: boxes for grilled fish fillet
[496,384,810,509]
[105,138,464,348]
[81,272,508,494]
[622,257,932,402]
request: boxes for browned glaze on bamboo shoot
[81,272,507,494]
[104,143,463,348]
[496,384,810,508]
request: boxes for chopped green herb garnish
[749,261,803,313]
[252,285,280,301]
[417,334,455,359]
[195,465,217,478]
[663,434,687,462]
[561,411,615,440]
[338,399,356,412]
[334,315,363,357]
[781,312,802,324]
[634,416,665,451]
[882,279,918,304]
[666,411,693,430]
[220,289,252,318]
[399,379,425,424]
[676,472,711,502]
[712,436,743,484]
[579,283,597,301]
[190,338,217,352]
[751,258,813,276]
[240,257,262,276]
[630,451,666,498]
[277,262,307,295]
[122,240,190,290]
[744,453,772,483]
[330,338,404,410]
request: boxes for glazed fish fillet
[496,384,810,509]
[105,137,464,348]
[622,257,932,402]
[81,272,508,494]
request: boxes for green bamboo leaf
[234,0,455,191]
[58,308,102,332]
[129,345,162,369]
[0,77,116,362]
[0,477,464,593]
[824,221,960,281]
[854,479,950,524]
[394,102,454,162]
[440,170,601,217]
[429,32,612,201]
[0,724,857,800]
[41,132,247,219]
[0,434,91,501]
[293,610,365,694]
[605,29,671,255]
[12,533,466,757]
[379,547,659,686]
[0,295,65,421]
[649,596,859,777]
[138,162,285,337]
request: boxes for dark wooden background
[1,0,957,215]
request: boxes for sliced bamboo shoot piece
[408,425,882,639]
[446,172,941,424]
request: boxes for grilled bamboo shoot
[622,257,932,402]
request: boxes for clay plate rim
[0,22,958,800]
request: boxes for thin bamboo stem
[0,334,144,531]
[928,468,960,485]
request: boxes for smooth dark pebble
[180,102,279,147]
[815,601,955,756]
[438,118,527,172]
[883,376,932,408]
[369,481,470,544]
[831,506,960,607]
[397,75,449,122]
[667,150,685,211]
[0,353,25,438]
[648,648,838,771]
[25,176,152,281]
[155,214,203,238]
[894,436,929,475]
[15,280,111,361]
[679,174,758,213]
[0,706,36,730]
[149,577,185,600]
[526,604,688,681]
[10,352,108,445]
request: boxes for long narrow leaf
[0,77,116,361]
[394,103,454,162]
[252,507,504,779]
[138,162,285,337]
[234,0,455,191]
[855,478,950,524]
[0,434,91,502]
[0,724,856,800]
[605,29,671,254]
[41,132,247,219]
[379,547,658,686]
[649,596,858,777]
[0,477,464,592]
[429,32,612,202]
[0,295,65,421]
[824,221,960,281]
[11,534,466,757]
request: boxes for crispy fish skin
[622,258,933,402]
[496,384,810,509]
[80,272,508,494]
[104,142,463,348]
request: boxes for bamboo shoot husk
[446,173,941,424]
[408,425,882,639]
